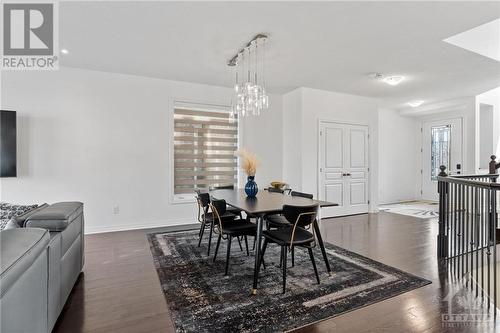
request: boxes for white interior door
[421,118,463,201]
[319,122,369,217]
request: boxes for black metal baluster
[450,182,454,272]
[468,186,474,290]
[438,181,445,258]
[481,188,484,300]
[475,187,480,297]
[460,184,465,279]
[457,184,461,278]
[487,188,491,309]
[453,183,458,277]
[492,187,497,315]
[465,184,469,285]
[444,183,451,259]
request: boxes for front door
[421,118,463,201]
[319,122,369,217]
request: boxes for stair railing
[437,161,499,312]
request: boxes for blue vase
[245,176,258,197]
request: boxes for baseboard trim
[379,199,421,205]
[84,218,196,235]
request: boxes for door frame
[317,119,371,214]
[420,116,465,201]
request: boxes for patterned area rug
[148,231,431,333]
[379,201,439,219]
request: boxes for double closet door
[319,122,369,217]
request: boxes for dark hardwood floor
[53,212,499,333]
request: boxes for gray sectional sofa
[0,202,84,333]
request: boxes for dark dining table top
[210,189,338,215]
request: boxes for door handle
[342,173,351,177]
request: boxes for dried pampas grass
[235,148,260,177]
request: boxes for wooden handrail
[437,175,500,189]
[437,165,500,188]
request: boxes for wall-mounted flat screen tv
[0,110,17,177]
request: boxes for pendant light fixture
[228,34,269,119]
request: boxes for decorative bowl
[271,181,286,190]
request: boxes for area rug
[379,201,439,219]
[147,230,431,333]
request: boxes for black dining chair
[196,192,242,256]
[210,184,244,218]
[265,190,315,266]
[210,199,259,275]
[258,204,320,293]
[265,191,314,229]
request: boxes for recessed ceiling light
[408,100,424,108]
[61,49,69,55]
[381,75,404,86]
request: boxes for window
[431,125,450,181]
[173,103,238,200]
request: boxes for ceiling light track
[227,34,268,67]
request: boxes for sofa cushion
[0,228,50,297]
[25,202,83,232]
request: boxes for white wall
[282,88,302,190]
[0,67,283,233]
[240,95,283,187]
[283,87,380,212]
[476,87,500,170]
[378,108,420,204]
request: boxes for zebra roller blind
[173,105,238,195]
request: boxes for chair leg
[291,246,295,267]
[244,235,250,256]
[207,221,214,256]
[282,246,288,294]
[258,238,269,273]
[213,234,222,263]
[308,247,320,284]
[225,236,232,276]
[279,249,283,268]
[237,236,243,251]
[197,222,205,247]
[252,237,256,251]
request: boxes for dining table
[210,188,338,294]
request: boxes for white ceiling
[60,1,500,109]
[444,18,500,62]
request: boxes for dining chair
[258,204,320,293]
[210,199,259,275]
[209,184,244,218]
[265,190,315,267]
[196,192,242,256]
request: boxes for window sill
[171,195,196,204]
